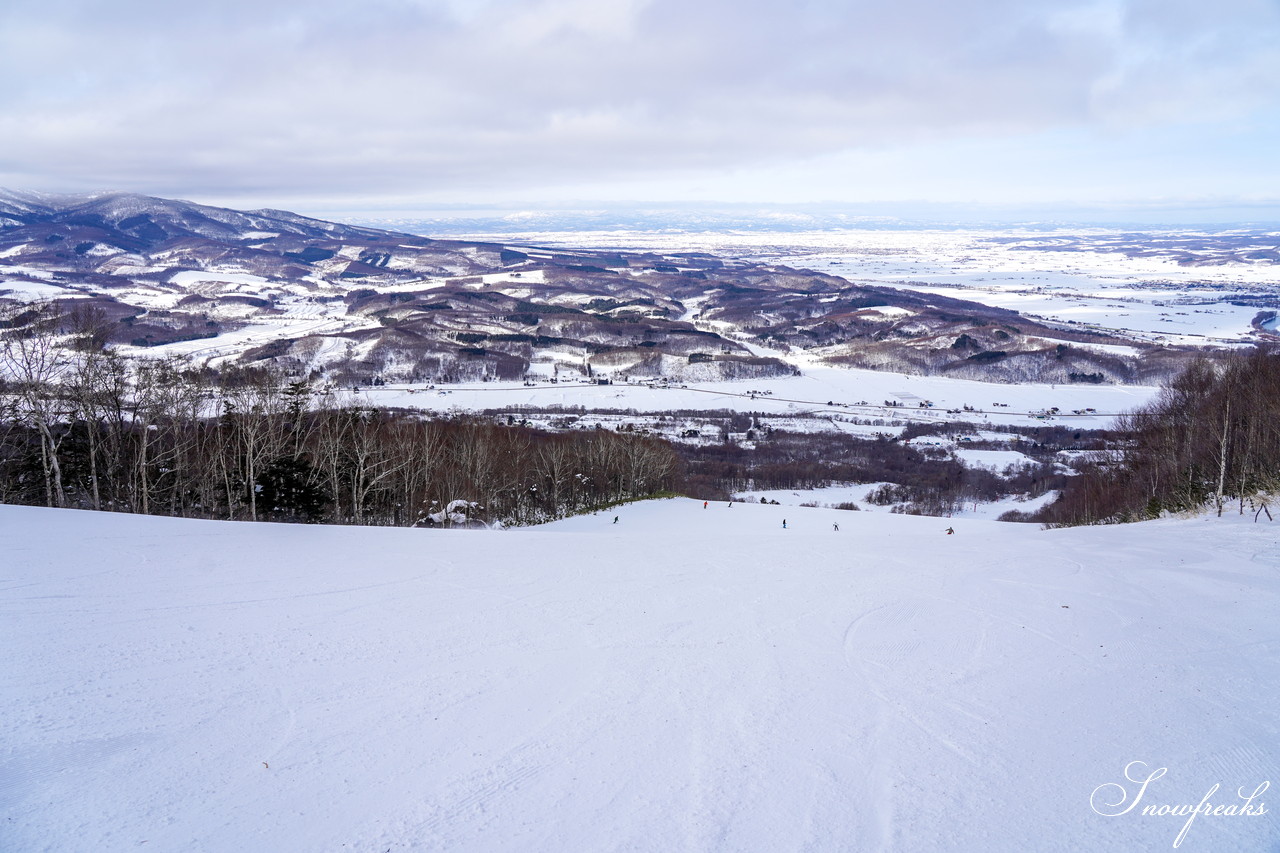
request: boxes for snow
[857,305,915,318]
[735,483,890,509]
[0,264,57,281]
[361,365,1157,428]
[427,499,482,525]
[115,313,378,362]
[12,227,1245,434]
[0,279,70,301]
[3,500,1277,851]
[481,269,546,285]
[732,481,1058,519]
[951,447,1037,469]
[452,228,1280,345]
[949,489,1060,519]
[106,287,189,310]
[168,270,271,289]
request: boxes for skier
[613,516,619,524]
[945,526,954,535]
[782,519,787,529]
[703,501,708,509]
[833,522,839,531]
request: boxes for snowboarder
[613,516,619,524]
[782,519,787,529]
[945,526,954,535]
[703,501,708,509]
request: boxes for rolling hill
[0,190,1193,386]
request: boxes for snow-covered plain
[356,364,1157,428]
[469,228,1280,347]
[4,500,1277,851]
[26,226,1270,431]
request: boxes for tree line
[1037,347,1280,525]
[19,298,1242,530]
[0,304,681,526]
[679,427,1067,517]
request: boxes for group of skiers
[611,500,956,535]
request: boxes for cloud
[0,0,1277,205]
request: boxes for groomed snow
[3,501,1277,851]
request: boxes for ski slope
[3,501,1277,851]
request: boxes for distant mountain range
[0,190,1194,385]
[347,203,1280,235]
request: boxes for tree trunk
[1215,398,1230,517]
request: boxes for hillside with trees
[0,190,1207,386]
[1037,347,1280,525]
[0,305,680,525]
[1,301,1098,526]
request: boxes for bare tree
[1,302,72,507]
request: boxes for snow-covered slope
[3,502,1277,851]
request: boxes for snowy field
[730,484,1058,520]
[355,364,1158,429]
[4,500,1277,851]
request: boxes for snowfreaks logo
[1090,760,1269,848]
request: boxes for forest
[678,425,1072,517]
[8,300,1271,529]
[1036,347,1280,525]
[0,306,680,526]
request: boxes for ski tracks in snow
[841,599,990,767]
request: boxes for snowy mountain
[4,498,1276,850]
[0,188,387,241]
[0,191,1195,386]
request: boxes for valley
[3,192,1275,522]
[6,192,1271,405]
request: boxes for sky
[2,0,1279,221]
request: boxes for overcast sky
[2,0,1278,218]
